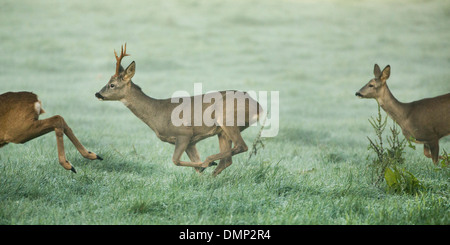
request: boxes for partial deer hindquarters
[0,91,102,173]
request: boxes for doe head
[95,43,136,101]
[355,64,390,99]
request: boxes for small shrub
[247,114,267,162]
[440,149,450,167]
[366,105,422,194]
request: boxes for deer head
[95,43,136,101]
[355,64,390,99]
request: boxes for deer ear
[380,65,390,81]
[373,64,381,78]
[123,61,136,82]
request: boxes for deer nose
[355,92,362,97]
[95,93,104,100]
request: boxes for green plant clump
[367,105,422,194]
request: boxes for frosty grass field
[0,0,449,225]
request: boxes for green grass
[0,0,449,225]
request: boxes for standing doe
[0,92,102,173]
[95,44,262,176]
[356,64,450,165]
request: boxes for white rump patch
[34,100,45,115]
[34,102,41,115]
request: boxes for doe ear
[380,65,390,82]
[373,64,381,78]
[123,61,136,82]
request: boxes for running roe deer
[0,92,102,173]
[356,64,450,165]
[95,44,262,176]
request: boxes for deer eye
[368,84,374,88]
[110,84,115,88]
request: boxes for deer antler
[114,43,130,77]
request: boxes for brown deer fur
[0,91,102,173]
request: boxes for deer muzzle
[95,92,105,100]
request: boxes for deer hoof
[87,151,103,161]
[196,167,206,173]
[70,166,77,173]
[202,161,217,168]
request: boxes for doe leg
[12,116,75,172]
[428,141,440,165]
[55,127,76,172]
[423,144,432,158]
[62,119,102,160]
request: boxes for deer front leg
[185,144,208,173]
[172,136,204,168]
[172,136,217,169]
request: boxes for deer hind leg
[201,126,248,171]
[11,116,75,172]
[423,144,432,158]
[62,119,102,161]
[54,127,76,172]
[13,115,100,172]
[212,132,233,176]
[428,141,440,165]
